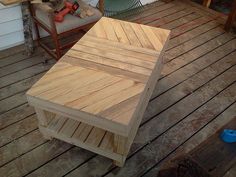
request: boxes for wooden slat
[141,25,165,51]
[62,56,148,83]
[110,19,130,44]
[72,123,93,142]
[81,83,144,114]
[85,127,106,147]
[130,23,154,49]
[35,72,110,101]
[99,94,140,120]
[88,21,107,39]
[76,40,158,62]
[120,21,142,47]
[66,79,141,110]
[28,69,102,96]
[82,34,160,56]
[99,132,114,151]
[51,75,122,105]
[72,45,155,69]
[59,119,80,137]
[48,115,67,133]
[99,17,119,42]
[66,50,152,76]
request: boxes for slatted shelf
[39,115,123,162]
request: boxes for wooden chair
[29,1,103,60]
[225,0,236,31]
[202,0,236,32]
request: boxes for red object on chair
[55,1,79,22]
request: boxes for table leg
[203,0,211,8]
[35,108,52,140]
[21,1,34,56]
[225,0,236,31]
[114,134,128,167]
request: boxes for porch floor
[0,0,236,176]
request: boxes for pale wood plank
[66,50,152,76]
[120,21,142,47]
[59,119,80,137]
[66,79,140,109]
[36,71,110,102]
[130,23,154,49]
[99,17,119,42]
[72,123,93,142]
[81,83,144,115]
[110,19,130,44]
[99,131,114,151]
[76,40,157,62]
[28,69,100,96]
[85,127,106,147]
[141,25,165,51]
[48,115,67,133]
[82,35,159,56]
[51,75,122,105]
[72,45,155,69]
[88,21,107,39]
[99,94,140,120]
[62,56,148,83]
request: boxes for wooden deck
[0,0,235,176]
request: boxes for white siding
[0,3,24,51]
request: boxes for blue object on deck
[221,129,236,143]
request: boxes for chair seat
[35,4,102,34]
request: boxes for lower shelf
[39,115,124,162]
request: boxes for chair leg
[52,33,62,60]
[225,0,236,32]
[34,21,41,46]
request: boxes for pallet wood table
[26,17,170,166]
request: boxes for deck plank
[0,0,235,176]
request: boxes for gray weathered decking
[0,0,236,176]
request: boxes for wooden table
[26,17,170,166]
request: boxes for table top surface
[27,17,169,134]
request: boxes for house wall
[0,3,24,50]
